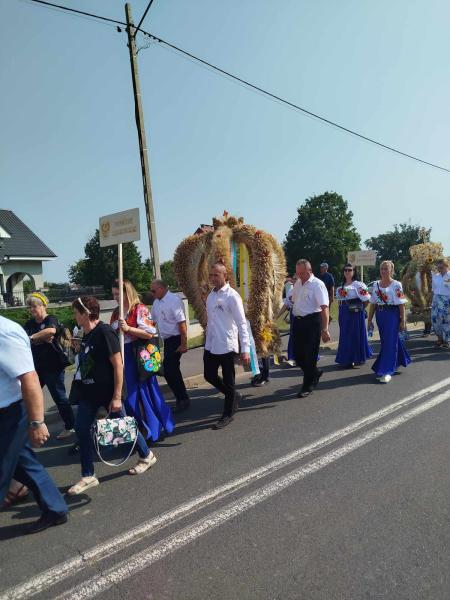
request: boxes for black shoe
[173,400,190,414]
[27,512,68,534]
[231,392,242,415]
[297,389,312,399]
[213,415,234,429]
[252,379,270,387]
[313,369,323,388]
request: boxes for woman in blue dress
[335,263,372,368]
[111,280,175,444]
[367,260,411,383]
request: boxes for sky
[1,0,449,282]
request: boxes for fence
[0,287,107,309]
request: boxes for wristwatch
[29,420,45,429]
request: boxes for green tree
[284,192,361,280]
[68,230,153,293]
[365,223,431,279]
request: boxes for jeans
[203,350,237,417]
[163,335,189,404]
[0,401,68,516]
[39,370,75,430]
[75,399,150,477]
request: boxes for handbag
[92,415,138,467]
[132,339,161,382]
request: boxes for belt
[376,305,398,311]
[0,399,22,415]
[294,312,321,320]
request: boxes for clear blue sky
[1,0,449,282]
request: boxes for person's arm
[399,303,406,331]
[109,352,123,413]
[19,370,50,447]
[230,295,250,364]
[119,305,156,340]
[320,306,331,342]
[176,321,188,353]
[30,327,56,344]
[329,287,335,304]
[367,303,376,329]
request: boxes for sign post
[347,250,377,283]
[99,208,141,359]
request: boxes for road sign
[347,250,377,266]
[99,208,140,248]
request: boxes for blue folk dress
[369,280,411,377]
[335,281,373,366]
[111,305,175,442]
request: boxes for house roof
[0,210,56,258]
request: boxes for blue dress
[335,281,373,366]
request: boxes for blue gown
[336,301,373,365]
[372,308,411,376]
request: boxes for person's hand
[367,319,373,332]
[118,319,129,333]
[28,423,50,447]
[399,320,406,331]
[176,344,188,354]
[241,352,250,366]
[109,397,122,413]
[321,329,331,343]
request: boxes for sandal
[67,476,99,496]
[1,484,29,509]
[128,452,157,475]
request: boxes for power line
[23,0,450,174]
[133,0,156,38]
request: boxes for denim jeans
[39,370,75,430]
[75,399,150,477]
[0,401,68,516]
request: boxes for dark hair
[72,295,100,321]
[341,263,357,288]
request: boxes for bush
[1,307,77,330]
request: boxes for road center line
[55,389,450,600]
[2,377,450,600]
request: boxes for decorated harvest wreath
[173,212,286,356]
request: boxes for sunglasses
[344,268,353,272]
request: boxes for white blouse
[336,280,370,301]
[432,272,450,297]
[369,280,407,306]
[111,304,157,344]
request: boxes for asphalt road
[1,332,449,600]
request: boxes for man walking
[151,280,190,413]
[292,259,331,398]
[204,263,250,429]
[0,315,68,533]
[318,262,335,318]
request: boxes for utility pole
[125,2,161,279]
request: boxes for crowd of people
[0,257,448,532]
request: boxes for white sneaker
[379,374,392,384]
[286,360,296,367]
[56,429,75,440]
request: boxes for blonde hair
[380,260,395,275]
[26,292,49,307]
[438,258,449,268]
[114,279,141,310]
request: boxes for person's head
[209,262,228,289]
[150,279,168,300]
[320,262,329,274]
[437,258,449,273]
[112,279,140,310]
[72,296,100,327]
[342,263,356,284]
[26,292,49,321]
[296,259,313,283]
[379,260,395,279]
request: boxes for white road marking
[55,388,450,600]
[2,378,450,600]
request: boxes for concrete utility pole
[125,3,161,279]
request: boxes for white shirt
[292,275,329,317]
[432,272,450,297]
[111,304,157,344]
[205,283,250,355]
[151,291,187,339]
[0,315,35,408]
[369,280,407,305]
[336,280,370,301]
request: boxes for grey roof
[0,210,56,258]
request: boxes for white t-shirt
[151,291,187,339]
[0,315,35,408]
[432,272,450,297]
[205,283,250,355]
[336,280,370,301]
[292,275,329,317]
[369,280,407,305]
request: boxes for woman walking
[335,263,373,368]
[431,258,450,349]
[367,261,411,383]
[68,296,156,495]
[111,280,174,442]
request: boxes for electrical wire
[134,0,156,38]
[22,0,450,174]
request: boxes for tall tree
[365,223,431,279]
[284,192,361,279]
[68,230,152,293]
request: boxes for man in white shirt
[292,259,331,398]
[0,315,68,533]
[204,263,250,429]
[151,280,190,412]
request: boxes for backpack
[53,322,75,367]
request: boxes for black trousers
[163,335,189,404]
[293,313,322,391]
[203,350,236,417]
